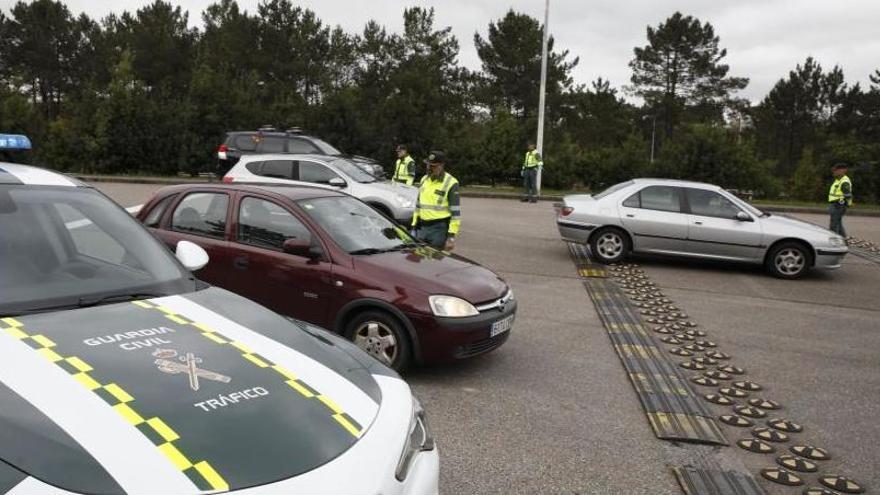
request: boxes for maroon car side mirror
[282,238,318,258]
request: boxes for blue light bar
[0,134,32,150]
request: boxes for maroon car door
[149,190,236,288]
[229,193,333,325]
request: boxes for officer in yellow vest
[828,163,853,236]
[410,151,460,251]
[392,145,416,185]
[521,143,543,203]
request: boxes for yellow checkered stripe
[0,317,228,492]
[132,301,364,438]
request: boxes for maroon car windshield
[297,196,414,254]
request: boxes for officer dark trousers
[829,203,847,237]
[523,168,538,201]
[416,220,450,250]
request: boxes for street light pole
[650,115,656,163]
[535,0,549,196]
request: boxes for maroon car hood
[353,249,508,304]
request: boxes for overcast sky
[5,0,879,102]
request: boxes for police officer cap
[424,150,446,165]
[832,162,848,170]
[396,144,407,151]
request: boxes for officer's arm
[407,159,415,177]
[841,181,852,199]
[411,187,420,227]
[536,152,544,167]
[447,184,461,236]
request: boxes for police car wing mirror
[735,211,753,222]
[328,177,346,187]
[176,240,209,271]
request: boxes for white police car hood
[0,287,394,494]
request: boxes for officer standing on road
[410,151,460,251]
[521,143,543,203]
[828,163,853,236]
[392,145,416,185]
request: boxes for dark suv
[216,127,384,179]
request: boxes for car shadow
[401,350,504,382]
[620,253,835,282]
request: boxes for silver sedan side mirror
[735,211,753,222]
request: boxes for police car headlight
[829,236,845,247]
[396,397,435,481]
[428,295,479,317]
[395,194,413,208]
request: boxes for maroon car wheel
[345,310,412,372]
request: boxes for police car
[0,161,438,494]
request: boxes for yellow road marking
[131,300,154,309]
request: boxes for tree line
[1,0,878,201]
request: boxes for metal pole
[536,0,549,195]
[650,116,656,163]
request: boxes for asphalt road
[95,182,879,494]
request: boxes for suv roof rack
[258,125,277,132]
[285,127,303,134]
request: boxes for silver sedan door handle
[626,214,635,218]
[694,221,703,225]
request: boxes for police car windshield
[297,196,415,254]
[0,186,195,315]
[311,138,341,155]
[332,159,375,183]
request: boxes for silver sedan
[557,179,848,279]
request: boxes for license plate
[490,315,514,337]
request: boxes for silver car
[224,154,417,223]
[557,179,848,279]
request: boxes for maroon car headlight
[428,295,479,317]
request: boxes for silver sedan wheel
[353,322,398,366]
[774,248,805,276]
[597,232,624,260]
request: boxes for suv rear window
[258,137,285,153]
[260,160,295,179]
[232,135,257,151]
[287,138,320,154]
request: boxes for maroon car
[137,183,515,370]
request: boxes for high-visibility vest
[828,175,852,206]
[393,156,415,185]
[523,150,543,168]
[412,172,460,235]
